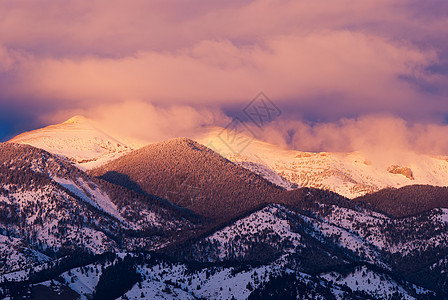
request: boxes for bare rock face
[387,165,414,180]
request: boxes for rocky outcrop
[387,165,414,180]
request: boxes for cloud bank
[0,0,448,155]
[257,116,448,157]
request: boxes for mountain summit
[91,137,284,219]
[8,116,135,169]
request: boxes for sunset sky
[1,0,448,153]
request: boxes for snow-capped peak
[8,116,137,169]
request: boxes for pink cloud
[0,0,447,148]
[258,115,448,158]
[41,100,229,144]
[3,32,437,111]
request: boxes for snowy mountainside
[197,127,448,198]
[8,116,137,169]
[236,161,299,190]
[0,234,50,275]
[321,265,429,300]
[0,143,199,274]
[3,136,448,298]
[3,198,444,300]
[1,187,448,297]
[173,204,381,266]
[169,201,448,297]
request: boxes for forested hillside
[91,138,284,220]
[354,185,448,217]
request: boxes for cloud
[2,32,440,112]
[1,1,446,56]
[256,115,448,161]
[42,100,229,144]
[0,0,447,148]
[0,46,18,72]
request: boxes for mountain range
[1,116,448,299]
[12,116,448,198]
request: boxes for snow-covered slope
[321,265,429,300]
[1,195,447,298]
[197,127,448,198]
[0,234,50,274]
[170,201,448,298]
[8,116,137,169]
[0,143,199,276]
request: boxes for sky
[1,0,448,154]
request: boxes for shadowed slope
[354,184,448,217]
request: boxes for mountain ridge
[196,126,448,198]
